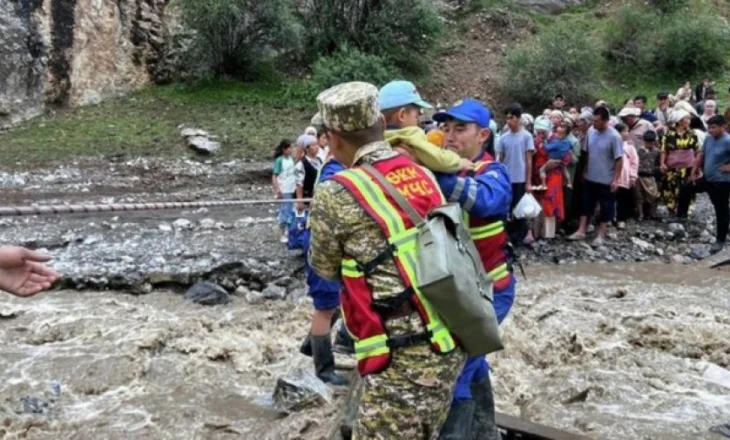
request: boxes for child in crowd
[535,123,572,190]
[615,123,639,229]
[635,130,661,220]
[379,80,473,172]
[272,139,296,243]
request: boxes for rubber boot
[299,332,313,357]
[312,334,349,386]
[470,375,502,440]
[299,310,342,357]
[438,399,475,440]
[333,324,355,355]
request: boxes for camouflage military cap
[310,112,323,127]
[316,82,380,132]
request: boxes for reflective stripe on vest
[460,160,511,286]
[336,167,457,365]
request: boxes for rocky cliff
[0,0,168,128]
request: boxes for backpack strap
[360,164,426,228]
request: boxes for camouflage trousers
[353,344,466,440]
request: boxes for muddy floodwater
[1,263,728,440]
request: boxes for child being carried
[535,124,572,191]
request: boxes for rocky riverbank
[0,157,723,297]
[1,157,730,439]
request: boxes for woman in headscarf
[660,110,700,213]
[530,119,572,241]
[549,110,564,140]
[701,100,718,127]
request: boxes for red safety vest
[459,160,512,291]
[333,155,458,376]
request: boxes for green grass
[1,79,316,165]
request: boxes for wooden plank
[496,412,594,440]
[328,374,363,440]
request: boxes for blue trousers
[453,278,516,402]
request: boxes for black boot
[438,399,475,440]
[300,310,342,357]
[333,324,355,355]
[470,375,502,440]
[312,335,349,386]
[300,332,313,357]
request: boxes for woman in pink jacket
[615,123,639,229]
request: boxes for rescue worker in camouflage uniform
[308,82,466,440]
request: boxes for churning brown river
[1,263,729,440]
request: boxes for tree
[176,0,301,77]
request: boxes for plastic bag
[513,193,542,219]
[287,210,309,250]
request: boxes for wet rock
[289,287,309,303]
[274,276,294,288]
[199,218,216,230]
[0,309,21,319]
[701,362,730,390]
[262,284,287,300]
[631,237,654,253]
[710,423,730,438]
[20,396,49,415]
[670,254,689,265]
[668,223,686,238]
[173,218,193,230]
[700,230,715,244]
[245,289,265,305]
[184,281,231,306]
[689,244,711,261]
[181,128,209,138]
[272,369,332,412]
[187,136,221,155]
[234,285,251,297]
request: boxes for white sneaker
[280,234,288,243]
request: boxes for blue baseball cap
[433,99,491,128]
[379,80,433,111]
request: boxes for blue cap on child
[379,81,433,111]
[433,99,491,128]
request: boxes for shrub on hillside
[602,5,657,68]
[176,0,301,78]
[648,0,687,13]
[503,23,600,110]
[652,13,730,76]
[300,0,442,75]
[603,3,729,76]
[310,46,397,92]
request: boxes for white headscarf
[304,126,318,137]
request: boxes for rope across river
[0,198,312,217]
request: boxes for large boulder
[0,0,169,129]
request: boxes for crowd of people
[277,83,730,254]
[269,77,730,439]
[439,86,730,254]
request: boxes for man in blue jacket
[431,99,515,440]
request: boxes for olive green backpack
[362,165,503,357]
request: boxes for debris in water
[0,309,21,319]
[711,423,730,438]
[19,396,49,415]
[184,281,231,306]
[563,387,591,405]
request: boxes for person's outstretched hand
[0,246,61,297]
